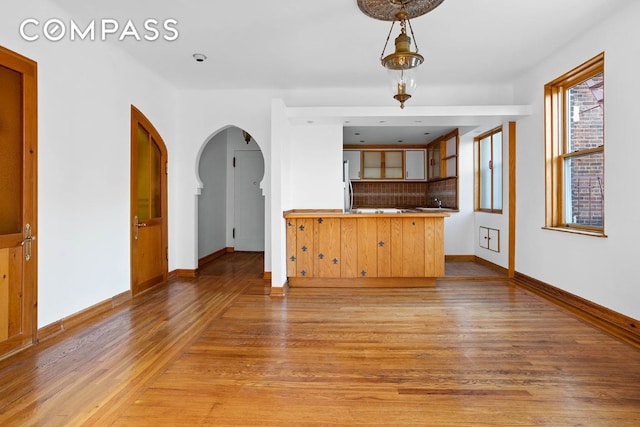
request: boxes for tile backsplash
[352,178,458,209]
[426,178,457,209]
[352,182,427,208]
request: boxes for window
[544,53,605,235]
[475,127,503,213]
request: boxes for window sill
[542,226,607,238]
[476,209,503,215]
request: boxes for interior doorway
[197,127,265,266]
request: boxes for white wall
[441,133,474,256]
[197,130,227,258]
[513,1,640,319]
[473,122,511,268]
[1,0,179,327]
[270,100,291,287]
[288,123,344,209]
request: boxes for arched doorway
[196,126,265,267]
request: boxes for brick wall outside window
[568,74,604,226]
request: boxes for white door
[233,150,265,251]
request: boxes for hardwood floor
[445,259,507,278]
[1,252,639,426]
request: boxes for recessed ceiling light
[192,53,207,62]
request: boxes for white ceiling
[49,0,629,143]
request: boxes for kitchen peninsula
[284,210,449,287]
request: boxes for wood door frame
[130,105,168,295]
[0,45,38,355]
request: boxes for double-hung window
[544,53,605,236]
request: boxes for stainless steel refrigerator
[343,160,353,212]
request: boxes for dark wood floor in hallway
[1,252,639,426]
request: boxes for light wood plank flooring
[1,252,639,426]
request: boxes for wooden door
[0,46,37,356]
[130,106,167,295]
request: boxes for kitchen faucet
[434,198,442,208]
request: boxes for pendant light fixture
[358,0,445,108]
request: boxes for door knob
[21,224,35,261]
[133,216,147,240]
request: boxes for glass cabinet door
[363,151,382,179]
[384,151,403,179]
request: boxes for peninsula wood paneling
[390,218,404,277]
[402,217,425,277]
[285,218,297,278]
[424,217,436,276]
[357,218,378,278]
[340,218,358,278]
[376,218,391,277]
[295,218,314,278]
[316,218,341,278]
[284,211,446,286]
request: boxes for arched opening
[196,126,265,267]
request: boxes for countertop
[283,209,451,218]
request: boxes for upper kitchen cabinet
[443,132,458,178]
[343,148,426,181]
[343,150,362,180]
[427,129,459,181]
[362,150,404,180]
[427,143,440,180]
[405,149,426,180]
